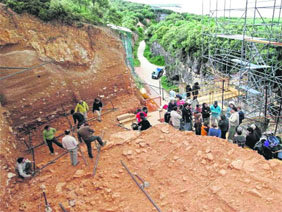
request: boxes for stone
[56,182,66,193]
[161,128,169,134]
[7,172,16,179]
[230,160,243,170]
[160,193,166,200]
[210,185,222,194]
[261,163,270,170]
[206,153,214,161]
[196,151,202,157]
[139,142,146,147]
[173,156,179,160]
[219,169,226,176]
[127,150,133,155]
[248,188,262,198]
[73,169,89,178]
[69,199,76,207]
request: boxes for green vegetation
[1,0,120,25]
[160,76,178,92]
[111,0,156,66]
[111,0,155,33]
[143,43,165,66]
[146,12,281,76]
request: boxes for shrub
[160,76,178,92]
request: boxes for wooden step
[117,113,135,121]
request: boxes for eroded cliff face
[0,4,133,130]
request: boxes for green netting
[120,31,144,88]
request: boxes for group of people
[164,95,263,149]
[17,98,106,179]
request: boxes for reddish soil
[2,109,282,211]
[0,4,134,130]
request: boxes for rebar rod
[92,131,104,177]
[0,61,52,81]
[274,102,281,135]
[34,151,68,175]
[121,160,162,212]
[59,203,67,212]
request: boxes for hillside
[0,3,134,130]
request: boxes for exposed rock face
[0,4,133,130]
[150,41,201,84]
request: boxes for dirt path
[135,41,169,103]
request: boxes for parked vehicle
[152,68,164,79]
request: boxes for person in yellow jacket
[75,100,89,120]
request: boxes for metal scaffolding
[202,0,282,133]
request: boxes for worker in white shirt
[62,130,79,166]
[16,157,33,178]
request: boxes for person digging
[77,123,107,158]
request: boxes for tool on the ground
[77,144,88,166]
[28,132,36,172]
[59,203,68,212]
[135,174,150,189]
[41,187,52,212]
[92,130,105,177]
[121,160,162,212]
[117,123,131,131]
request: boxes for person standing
[233,127,246,148]
[16,157,32,178]
[228,107,240,142]
[92,98,103,122]
[182,103,193,131]
[77,123,106,158]
[75,100,89,120]
[168,98,177,112]
[170,106,182,129]
[246,127,258,149]
[43,125,63,155]
[202,103,211,124]
[192,82,200,99]
[186,84,192,100]
[208,123,222,138]
[210,101,221,125]
[226,101,235,119]
[238,106,245,124]
[62,130,79,166]
[218,115,229,139]
[71,109,85,129]
[194,112,203,135]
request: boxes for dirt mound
[0,4,134,130]
[3,121,281,211]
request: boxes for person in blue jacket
[210,101,221,125]
[208,123,222,138]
